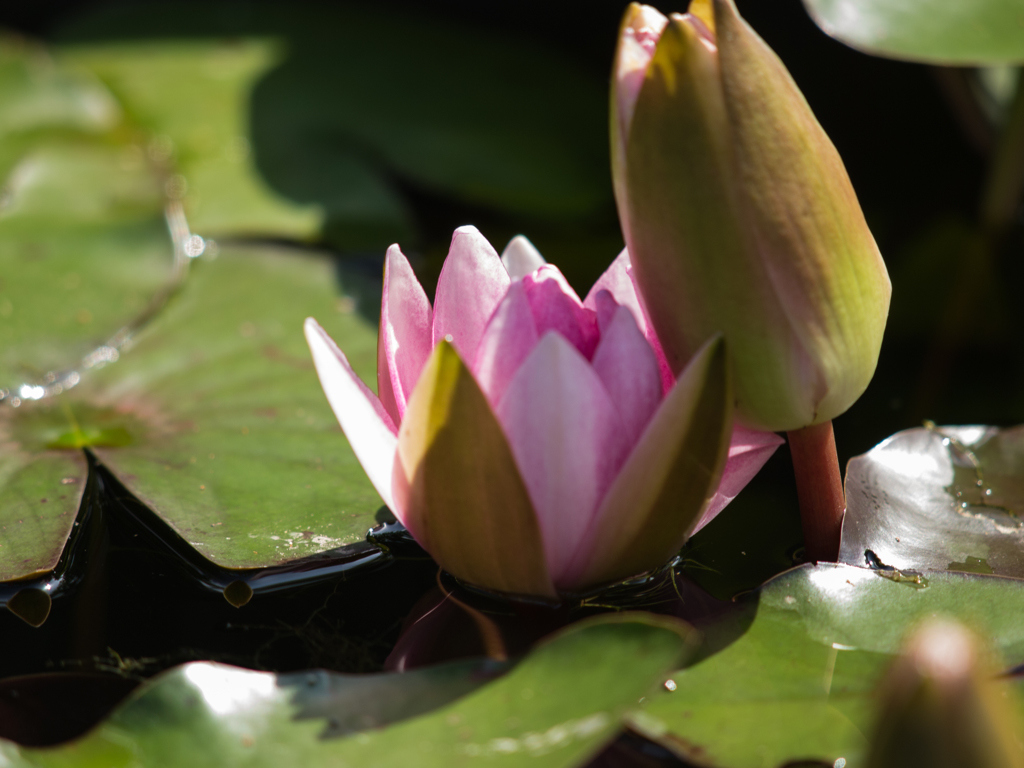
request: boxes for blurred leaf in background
[802,0,1024,65]
[53,2,620,288]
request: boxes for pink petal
[432,226,510,364]
[591,289,619,334]
[472,281,539,405]
[495,332,630,589]
[305,318,399,516]
[585,248,674,393]
[522,264,599,360]
[692,425,784,533]
[584,249,639,320]
[591,305,662,450]
[557,336,730,591]
[501,235,546,280]
[378,244,433,425]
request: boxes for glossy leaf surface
[802,0,1024,64]
[0,449,86,582]
[2,614,691,767]
[841,425,1024,577]
[2,243,384,580]
[631,563,1024,767]
[79,245,382,568]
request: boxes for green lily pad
[840,425,1024,578]
[1,614,690,767]
[0,70,172,586]
[629,563,1024,767]
[0,35,118,136]
[0,33,120,178]
[4,243,384,575]
[802,0,1024,65]
[55,2,611,243]
[0,447,86,582]
[248,6,609,221]
[0,144,172,383]
[57,39,323,241]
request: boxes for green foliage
[802,0,1024,64]
[59,39,323,241]
[2,245,383,578]
[632,563,1024,767]
[54,2,613,252]
[0,615,690,768]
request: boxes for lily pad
[0,447,85,582]
[55,2,611,246]
[0,147,172,384]
[0,35,171,384]
[1,613,691,767]
[57,39,324,241]
[840,425,1024,577]
[802,0,1024,65]
[3,243,384,577]
[0,33,120,177]
[0,78,173,587]
[628,562,1024,768]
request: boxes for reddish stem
[787,420,845,562]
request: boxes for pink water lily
[305,226,781,598]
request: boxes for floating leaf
[0,447,85,582]
[1,614,690,767]
[0,145,172,383]
[0,33,120,177]
[0,100,168,586]
[630,563,1024,767]
[1,244,383,580]
[840,425,1024,577]
[56,39,322,241]
[802,0,1024,65]
[55,2,611,246]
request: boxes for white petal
[501,235,546,280]
[305,318,398,514]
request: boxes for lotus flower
[305,226,781,598]
[612,0,891,432]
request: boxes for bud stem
[787,420,845,562]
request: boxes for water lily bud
[612,0,891,431]
[867,619,1024,768]
[306,228,782,598]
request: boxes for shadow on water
[0,449,438,681]
[0,449,763,762]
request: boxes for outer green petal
[610,3,649,246]
[714,0,891,428]
[567,336,731,591]
[394,341,556,598]
[623,14,816,430]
